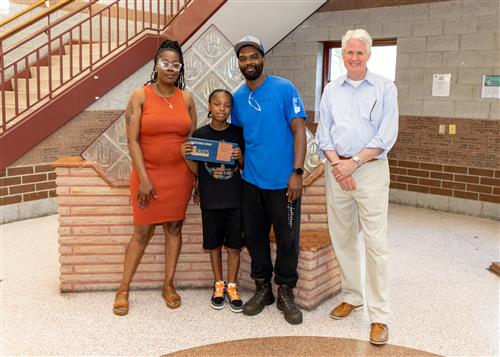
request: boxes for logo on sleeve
[293,97,302,114]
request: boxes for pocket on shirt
[359,98,380,123]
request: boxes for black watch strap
[293,168,304,175]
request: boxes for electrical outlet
[439,124,446,135]
[449,124,456,135]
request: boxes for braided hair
[147,39,186,90]
[207,89,233,119]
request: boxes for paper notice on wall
[481,75,500,99]
[432,73,451,97]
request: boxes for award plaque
[186,137,237,164]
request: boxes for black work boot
[242,278,275,316]
[277,285,303,325]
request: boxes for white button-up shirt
[316,71,399,160]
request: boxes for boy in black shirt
[181,89,245,312]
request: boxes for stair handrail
[0,0,75,42]
[1,0,191,136]
[0,0,48,28]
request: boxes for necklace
[155,83,175,109]
[160,94,175,109]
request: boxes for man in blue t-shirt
[231,35,307,325]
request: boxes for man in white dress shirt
[316,29,399,345]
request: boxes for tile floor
[1,204,498,356]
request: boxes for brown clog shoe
[113,291,129,316]
[370,323,389,345]
[330,302,363,319]
[162,286,181,309]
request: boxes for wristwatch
[293,168,304,175]
[352,155,362,167]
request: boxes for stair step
[11,78,62,93]
[50,55,94,66]
[1,91,40,106]
[30,66,73,81]
[0,105,28,122]
[64,43,117,55]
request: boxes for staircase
[0,0,226,169]
[1,0,326,170]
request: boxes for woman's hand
[137,178,157,208]
[181,142,193,158]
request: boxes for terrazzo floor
[1,204,498,356]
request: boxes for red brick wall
[0,164,57,205]
[306,115,500,206]
[54,157,339,301]
[0,110,121,208]
[389,116,500,204]
[389,160,500,204]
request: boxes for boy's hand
[231,147,242,160]
[181,142,193,158]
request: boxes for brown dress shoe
[370,323,389,345]
[330,302,363,320]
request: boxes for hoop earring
[152,71,158,82]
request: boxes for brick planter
[53,157,341,309]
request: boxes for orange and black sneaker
[226,283,243,313]
[211,280,225,310]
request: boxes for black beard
[241,63,263,81]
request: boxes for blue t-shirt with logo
[231,75,306,190]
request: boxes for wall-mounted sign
[481,75,500,99]
[432,73,451,97]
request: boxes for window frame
[322,38,397,90]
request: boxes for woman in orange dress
[113,40,197,315]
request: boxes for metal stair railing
[0,0,191,135]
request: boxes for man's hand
[338,175,356,192]
[287,173,303,202]
[332,159,358,181]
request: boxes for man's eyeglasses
[158,60,182,71]
[248,92,261,112]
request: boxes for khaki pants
[324,159,390,323]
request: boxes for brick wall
[54,157,338,297]
[0,164,56,205]
[1,110,121,220]
[390,159,500,203]
[388,115,500,205]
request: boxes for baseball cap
[234,35,265,56]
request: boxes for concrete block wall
[265,0,499,218]
[266,0,499,120]
[54,157,340,309]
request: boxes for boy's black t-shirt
[192,124,244,210]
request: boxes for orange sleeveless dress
[130,85,194,224]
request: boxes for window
[0,0,10,15]
[322,38,397,89]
